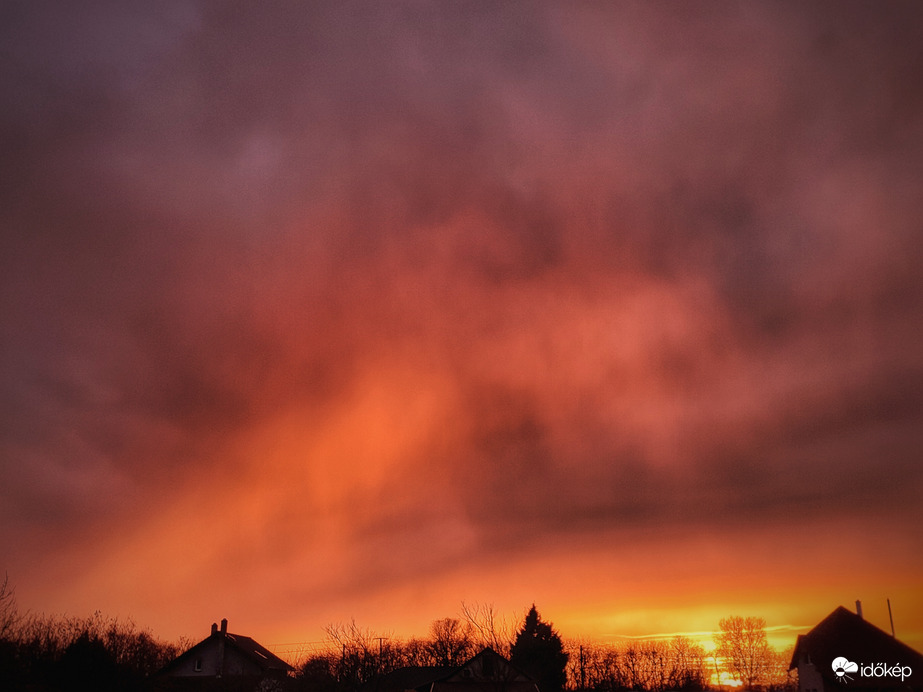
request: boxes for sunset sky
[2,2,922,655]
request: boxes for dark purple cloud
[1,0,922,641]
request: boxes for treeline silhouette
[0,575,795,692]
[0,574,185,690]
[0,610,184,690]
[298,608,793,692]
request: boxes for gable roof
[790,606,923,688]
[369,648,537,692]
[372,665,457,692]
[444,647,535,683]
[221,632,294,672]
[158,625,294,677]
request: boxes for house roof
[368,648,537,692]
[221,632,294,672]
[790,606,923,688]
[371,665,457,692]
[158,626,294,676]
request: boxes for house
[369,647,539,692]
[158,618,294,683]
[790,604,923,692]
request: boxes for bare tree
[323,619,392,686]
[400,637,432,667]
[618,641,665,691]
[565,640,625,692]
[766,645,798,691]
[667,636,708,690]
[564,636,708,692]
[715,616,772,689]
[461,601,512,656]
[0,572,20,641]
[428,617,475,666]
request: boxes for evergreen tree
[509,605,569,692]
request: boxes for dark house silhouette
[368,647,539,692]
[158,618,293,683]
[790,605,923,692]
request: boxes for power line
[266,640,331,660]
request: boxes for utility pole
[579,645,586,690]
[376,637,388,672]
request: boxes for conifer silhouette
[509,605,568,692]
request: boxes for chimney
[856,600,863,619]
[217,618,227,678]
[211,622,218,636]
